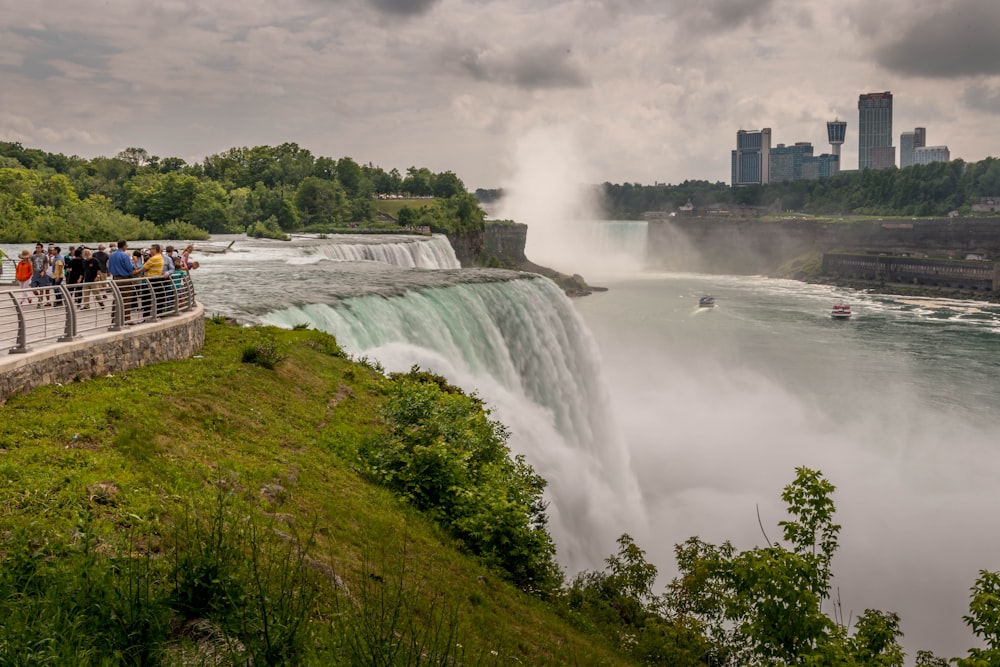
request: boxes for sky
[2,0,999,191]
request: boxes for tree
[294,177,349,226]
[665,467,902,666]
[956,570,1000,667]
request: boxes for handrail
[0,273,197,355]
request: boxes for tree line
[0,141,483,243]
[504,157,1000,219]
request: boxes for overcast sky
[2,0,999,190]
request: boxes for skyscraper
[858,91,893,170]
[731,128,771,186]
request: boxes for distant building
[731,128,772,186]
[899,127,927,168]
[914,145,950,165]
[770,142,813,182]
[801,153,840,180]
[827,120,847,174]
[858,91,894,170]
[872,146,897,170]
[770,142,840,182]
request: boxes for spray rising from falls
[262,276,646,570]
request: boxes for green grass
[0,321,631,665]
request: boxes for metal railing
[0,273,197,354]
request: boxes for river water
[193,227,1000,661]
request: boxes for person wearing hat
[15,250,33,303]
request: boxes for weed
[241,337,286,369]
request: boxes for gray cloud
[673,0,778,34]
[446,43,589,90]
[874,0,1000,78]
[963,83,1000,115]
[371,0,440,16]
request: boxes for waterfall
[309,234,460,269]
[204,234,460,270]
[262,276,646,570]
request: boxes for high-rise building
[914,145,950,165]
[731,128,771,186]
[858,91,893,170]
[826,120,846,174]
[900,127,927,168]
[770,142,814,182]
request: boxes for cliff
[448,221,601,297]
[647,216,1000,299]
[647,217,1000,275]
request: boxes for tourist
[67,248,86,306]
[139,244,169,316]
[92,243,109,280]
[50,246,65,306]
[82,248,102,309]
[181,244,199,271]
[108,240,138,324]
[15,250,33,303]
[29,243,49,306]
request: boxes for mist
[495,129,1000,662]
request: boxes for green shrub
[241,337,286,369]
[358,376,560,595]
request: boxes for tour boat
[831,303,852,319]
[698,296,716,308]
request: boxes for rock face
[647,217,1000,275]
[445,221,603,297]
[444,229,485,267]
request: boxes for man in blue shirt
[108,239,139,324]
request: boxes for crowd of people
[3,241,199,323]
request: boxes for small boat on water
[698,296,716,308]
[831,303,852,319]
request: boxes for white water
[260,276,646,568]
[198,233,460,269]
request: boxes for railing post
[106,279,125,331]
[7,291,31,354]
[57,284,80,342]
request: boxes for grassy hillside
[0,320,630,665]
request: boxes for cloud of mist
[577,275,1000,659]
[494,123,614,276]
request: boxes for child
[15,250,33,303]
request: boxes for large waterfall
[261,275,646,568]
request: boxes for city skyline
[1,1,998,190]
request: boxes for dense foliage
[359,367,560,595]
[596,158,1000,219]
[0,141,482,243]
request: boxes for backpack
[15,260,32,282]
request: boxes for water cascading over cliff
[261,276,647,569]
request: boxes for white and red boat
[831,303,852,320]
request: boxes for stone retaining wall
[0,304,205,403]
[822,254,1000,292]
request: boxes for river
[193,227,1000,661]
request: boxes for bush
[241,337,286,369]
[358,375,560,594]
